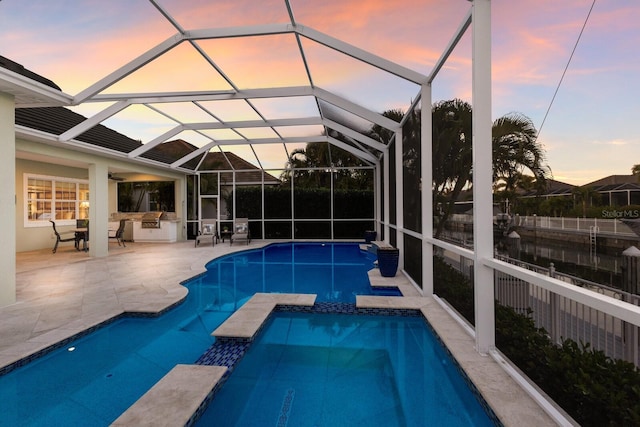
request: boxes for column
[383,147,390,244]
[89,163,109,257]
[395,129,404,269]
[0,93,16,306]
[421,84,434,295]
[471,0,495,354]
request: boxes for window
[25,174,89,226]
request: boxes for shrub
[433,255,474,324]
[435,254,640,426]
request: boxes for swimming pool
[196,311,496,426]
[0,242,399,426]
[205,242,401,303]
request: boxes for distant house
[154,139,281,185]
[518,176,640,207]
[583,175,640,206]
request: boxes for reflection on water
[507,239,623,288]
[441,231,625,288]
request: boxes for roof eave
[0,68,73,107]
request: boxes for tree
[427,100,549,237]
[492,113,549,194]
[632,164,640,182]
[280,140,373,190]
[369,100,549,237]
[572,185,600,217]
[430,99,474,237]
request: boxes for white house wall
[16,158,88,252]
[15,138,188,252]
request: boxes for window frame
[24,173,90,227]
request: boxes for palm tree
[632,164,640,182]
[430,99,473,236]
[281,139,373,190]
[572,185,600,217]
[374,100,549,237]
[492,113,549,193]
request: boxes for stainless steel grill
[141,212,163,229]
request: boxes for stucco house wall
[15,137,188,252]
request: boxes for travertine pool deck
[212,292,316,340]
[112,365,227,427]
[2,240,568,426]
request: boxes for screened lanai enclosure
[6,3,640,424]
[2,0,497,345]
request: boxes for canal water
[442,230,628,289]
[505,238,623,288]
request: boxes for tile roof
[15,106,145,155]
[154,140,280,184]
[0,55,61,90]
[585,175,639,186]
[14,108,280,184]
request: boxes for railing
[441,251,640,367]
[516,215,636,236]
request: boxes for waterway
[441,230,627,289]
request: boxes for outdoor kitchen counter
[131,219,179,243]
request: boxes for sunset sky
[1,0,638,185]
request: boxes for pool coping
[120,288,563,427]
[111,364,228,427]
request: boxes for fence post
[622,247,640,365]
[623,293,640,366]
[507,230,521,259]
[621,246,640,294]
[548,263,561,344]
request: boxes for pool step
[212,293,316,341]
[367,269,422,296]
[111,364,227,427]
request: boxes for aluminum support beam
[186,23,294,40]
[184,117,322,130]
[89,86,315,103]
[314,87,400,132]
[171,141,218,168]
[74,33,185,103]
[327,136,377,164]
[471,0,495,355]
[383,146,390,244]
[296,25,427,85]
[128,126,184,158]
[428,9,472,84]
[421,84,434,295]
[322,118,387,152]
[58,100,131,141]
[395,129,404,269]
[375,160,382,237]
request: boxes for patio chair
[109,219,127,247]
[195,219,218,247]
[230,218,250,245]
[50,220,80,253]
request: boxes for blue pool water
[197,312,495,426]
[0,242,399,426]
[205,242,401,303]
